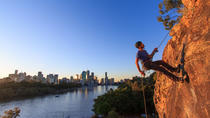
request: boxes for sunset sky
[0,0,170,80]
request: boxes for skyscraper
[105,72,108,85]
[86,70,90,80]
[54,74,58,84]
[91,72,94,79]
[110,78,114,85]
[15,70,18,75]
[81,71,86,81]
[76,74,79,80]
[101,78,105,85]
[70,76,74,82]
[38,71,43,78]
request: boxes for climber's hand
[140,71,145,77]
[154,48,158,53]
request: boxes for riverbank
[0,85,118,118]
[0,81,81,103]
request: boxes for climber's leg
[152,60,179,72]
[144,61,179,81]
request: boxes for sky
[0,0,170,80]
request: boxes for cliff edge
[154,0,210,118]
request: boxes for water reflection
[0,85,117,118]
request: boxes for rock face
[154,0,210,118]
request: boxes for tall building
[54,74,58,84]
[9,70,18,82]
[47,74,58,84]
[105,72,109,85]
[76,74,79,80]
[15,70,18,75]
[91,72,94,79]
[86,70,90,80]
[38,72,43,78]
[94,76,97,80]
[110,78,115,85]
[70,76,74,82]
[18,72,26,82]
[60,77,68,84]
[81,71,86,81]
[9,70,27,82]
[94,76,98,85]
[47,74,53,84]
[101,78,105,85]
[38,71,47,84]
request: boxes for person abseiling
[135,41,183,82]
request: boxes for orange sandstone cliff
[154,0,210,118]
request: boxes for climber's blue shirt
[136,50,150,62]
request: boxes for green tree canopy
[157,0,184,30]
[92,73,158,117]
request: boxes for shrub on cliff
[157,0,184,30]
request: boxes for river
[0,85,118,118]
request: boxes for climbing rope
[157,32,170,49]
[141,76,148,118]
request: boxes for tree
[92,72,158,117]
[107,110,120,118]
[157,0,184,30]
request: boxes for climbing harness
[141,76,148,118]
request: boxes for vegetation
[0,107,20,118]
[92,73,158,118]
[157,0,184,30]
[0,80,81,102]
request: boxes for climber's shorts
[142,60,152,70]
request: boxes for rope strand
[141,77,148,118]
[157,32,169,49]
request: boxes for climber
[135,41,183,82]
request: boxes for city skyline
[0,0,169,80]
[4,69,118,82]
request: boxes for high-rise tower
[86,70,90,80]
[105,72,108,85]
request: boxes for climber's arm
[148,48,158,58]
[135,58,145,76]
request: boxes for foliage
[107,110,120,118]
[92,73,158,117]
[0,107,20,118]
[0,81,81,102]
[157,0,184,30]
